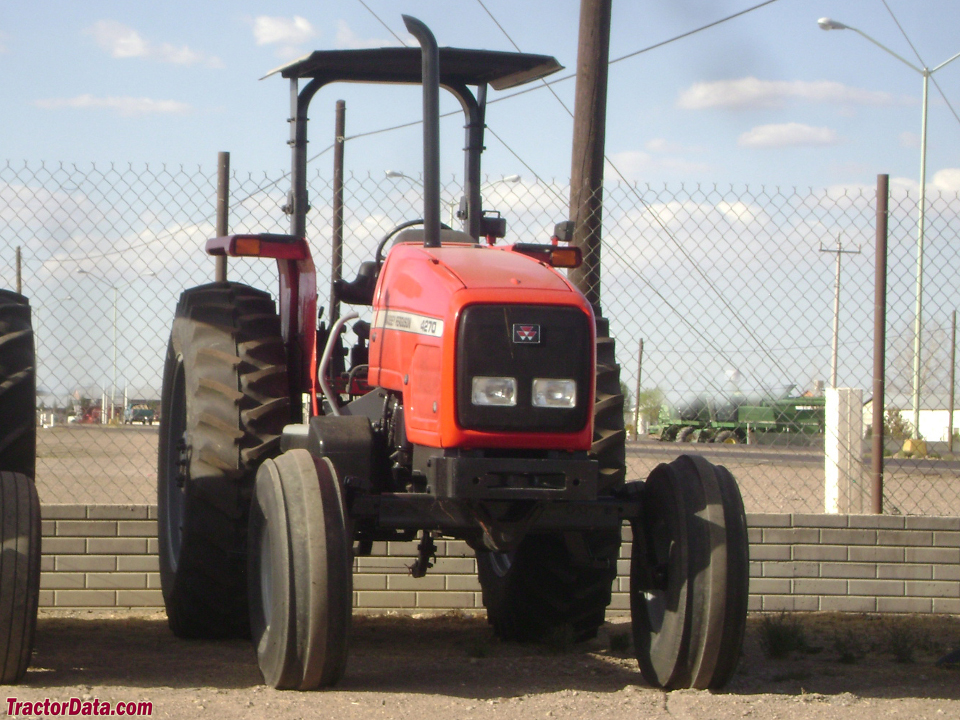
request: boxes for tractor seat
[392,228,477,246]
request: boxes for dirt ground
[35,426,960,515]
[3,610,958,719]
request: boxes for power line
[930,76,960,130]
[880,0,960,134]
[478,0,793,382]
[318,0,788,145]
[609,0,780,67]
[355,0,408,46]
[52,143,338,264]
[54,0,783,264]
[880,0,926,68]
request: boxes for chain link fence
[1,159,957,514]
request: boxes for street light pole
[77,270,156,423]
[819,17,960,437]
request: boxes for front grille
[456,304,591,432]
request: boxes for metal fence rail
[1,160,957,514]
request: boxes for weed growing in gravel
[759,613,808,659]
[832,627,865,664]
[881,619,918,664]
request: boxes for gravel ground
[4,610,958,719]
[36,426,958,515]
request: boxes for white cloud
[334,20,396,49]
[253,15,316,57]
[715,201,766,226]
[34,95,191,117]
[678,77,908,111]
[931,168,960,192]
[85,20,222,68]
[738,123,840,148]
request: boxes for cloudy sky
[4,0,960,189]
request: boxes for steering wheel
[375,218,452,269]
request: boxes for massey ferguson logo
[512,324,540,344]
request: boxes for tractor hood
[402,244,577,294]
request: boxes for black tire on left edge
[0,471,41,684]
[476,318,624,644]
[0,291,35,479]
[158,283,289,639]
[249,451,351,690]
[630,454,748,689]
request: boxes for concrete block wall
[748,513,960,614]
[40,506,161,609]
[39,506,960,614]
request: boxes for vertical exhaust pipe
[402,15,441,248]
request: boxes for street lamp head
[818,17,849,31]
[502,174,521,183]
[384,170,407,179]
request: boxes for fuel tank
[368,242,595,451]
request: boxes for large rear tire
[0,291,35,479]
[477,530,621,643]
[477,317,624,643]
[158,283,289,639]
[249,451,351,690]
[630,455,748,689]
[0,471,41,684]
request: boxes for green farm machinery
[651,393,826,444]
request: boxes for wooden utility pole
[568,0,611,315]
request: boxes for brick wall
[748,513,960,614]
[40,506,161,609]
[39,506,960,613]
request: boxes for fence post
[825,387,864,513]
[950,309,956,454]
[633,338,643,439]
[15,246,21,294]
[872,173,888,513]
[215,151,230,283]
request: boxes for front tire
[630,455,749,689]
[249,451,351,690]
[157,283,289,638]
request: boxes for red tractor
[157,15,748,691]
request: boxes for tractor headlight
[471,377,517,406]
[532,379,577,408]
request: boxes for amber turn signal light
[510,243,583,269]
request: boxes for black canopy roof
[265,46,562,91]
